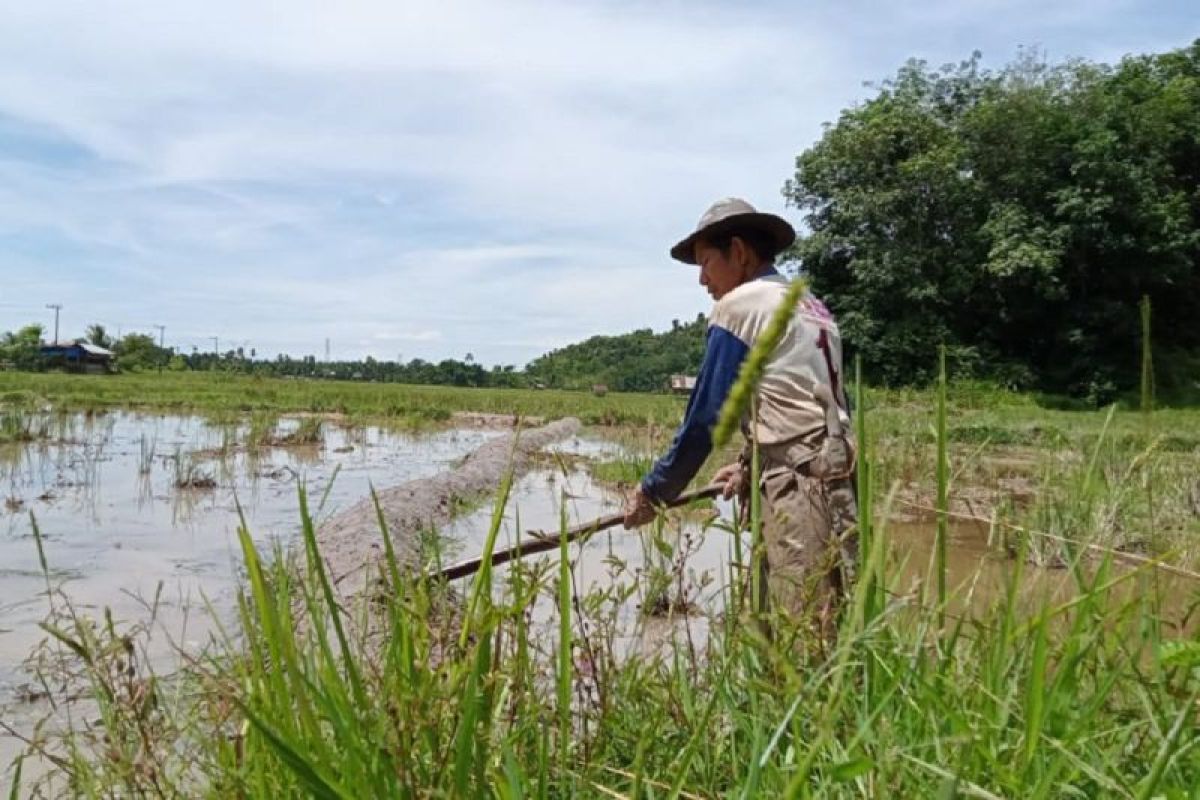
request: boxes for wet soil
[316,417,581,594]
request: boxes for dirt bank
[318,417,582,592]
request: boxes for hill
[525,313,707,392]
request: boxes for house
[40,340,115,374]
[669,374,696,394]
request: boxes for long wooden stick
[434,484,723,581]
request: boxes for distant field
[0,371,685,428]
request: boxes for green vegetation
[111,332,168,372]
[0,371,685,428]
[0,410,50,444]
[1,306,709,393]
[525,314,708,392]
[0,325,45,372]
[12,373,1200,797]
[788,40,1200,399]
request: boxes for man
[622,197,856,631]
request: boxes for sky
[0,1,1194,366]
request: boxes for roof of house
[41,340,115,357]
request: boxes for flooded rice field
[0,412,501,765]
[3,411,1195,780]
[2,412,731,772]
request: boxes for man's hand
[623,486,657,529]
[712,461,747,501]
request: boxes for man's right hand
[623,486,658,529]
[712,461,746,501]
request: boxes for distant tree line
[787,40,1200,402]
[0,318,708,393]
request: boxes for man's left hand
[623,486,657,529]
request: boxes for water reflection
[0,412,501,699]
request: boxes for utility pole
[154,324,166,374]
[210,337,219,371]
[325,337,331,362]
[45,303,62,344]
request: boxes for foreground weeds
[12,491,1200,796]
[6,376,1200,796]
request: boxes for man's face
[694,240,746,301]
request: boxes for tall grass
[9,376,1200,796]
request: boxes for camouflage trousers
[758,464,858,635]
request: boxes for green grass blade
[8,755,22,800]
[236,698,353,800]
[1023,616,1049,770]
[297,483,368,709]
[556,494,573,788]
[936,344,948,627]
[1134,687,1200,800]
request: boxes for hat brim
[669,212,796,265]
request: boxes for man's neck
[751,263,778,280]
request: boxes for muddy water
[886,520,1199,632]
[445,465,1199,656]
[0,412,502,770]
[442,459,746,660]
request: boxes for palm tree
[85,323,114,349]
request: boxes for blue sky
[0,0,1194,365]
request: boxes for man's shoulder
[712,275,789,322]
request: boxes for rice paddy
[2,370,1199,796]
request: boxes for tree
[84,323,114,350]
[1,324,46,371]
[113,333,167,372]
[785,41,1200,398]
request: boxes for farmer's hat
[670,197,796,265]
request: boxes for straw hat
[669,197,796,264]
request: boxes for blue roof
[40,341,114,358]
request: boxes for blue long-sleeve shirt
[640,324,749,503]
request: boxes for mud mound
[319,417,582,591]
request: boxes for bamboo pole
[434,484,723,581]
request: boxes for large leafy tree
[785,42,1200,398]
[113,333,168,372]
